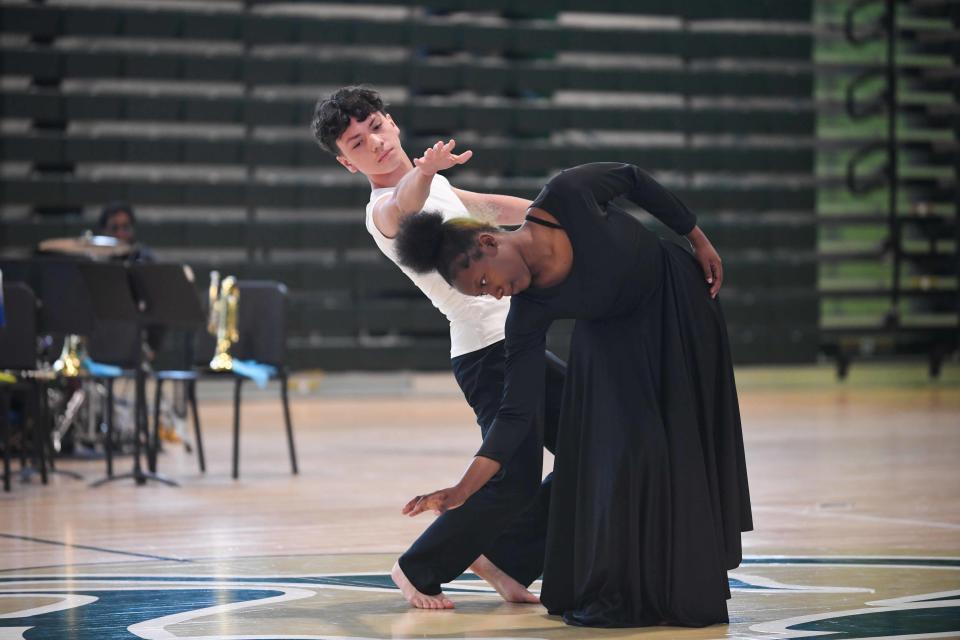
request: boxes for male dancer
[312,87,564,609]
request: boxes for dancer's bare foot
[391,561,455,609]
[469,555,540,604]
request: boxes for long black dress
[474,163,753,628]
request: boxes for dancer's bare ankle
[469,555,540,604]
[391,561,455,609]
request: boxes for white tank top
[366,174,509,358]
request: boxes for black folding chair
[77,261,175,488]
[151,330,206,474]
[228,281,298,480]
[86,317,142,481]
[0,282,49,491]
[128,263,207,476]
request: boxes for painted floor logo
[0,556,957,639]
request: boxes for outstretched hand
[402,487,465,517]
[414,139,473,176]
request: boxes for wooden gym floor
[1,364,958,639]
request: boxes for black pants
[398,340,565,595]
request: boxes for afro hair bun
[396,211,445,274]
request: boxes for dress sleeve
[533,162,697,236]
[475,298,551,466]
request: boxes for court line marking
[729,572,873,594]
[1,552,955,576]
[0,560,163,575]
[869,590,960,606]
[0,533,191,563]
[0,582,403,595]
[3,564,956,640]
[126,585,318,640]
[0,574,875,599]
[0,555,956,584]
[0,626,31,640]
[753,506,960,531]
[750,595,960,639]
[0,593,97,619]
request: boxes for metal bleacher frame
[1,0,821,370]
[817,0,959,378]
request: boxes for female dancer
[394,162,752,628]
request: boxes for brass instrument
[206,271,221,335]
[52,335,88,377]
[207,271,239,371]
[40,232,127,379]
[38,232,132,260]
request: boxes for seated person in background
[98,202,154,263]
[96,202,164,358]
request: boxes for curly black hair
[98,201,135,231]
[311,86,385,156]
[395,212,497,285]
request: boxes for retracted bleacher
[0,0,819,370]
[816,0,958,376]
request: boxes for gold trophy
[52,335,87,377]
[207,271,239,372]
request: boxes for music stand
[128,263,206,330]
[0,258,89,483]
[127,263,206,474]
[73,261,176,488]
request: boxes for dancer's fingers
[700,258,713,285]
[452,150,473,164]
[401,495,421,515]
[710,261,723,298]
[406,499,426,517]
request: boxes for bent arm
[371,166,434,239]
[542,162,697,236]
[402,306,550,514]
[538,162,724,296]
[373,139,474,238]
[451,187,532,226]
[474,307,548,466]
[452,455,503,503]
